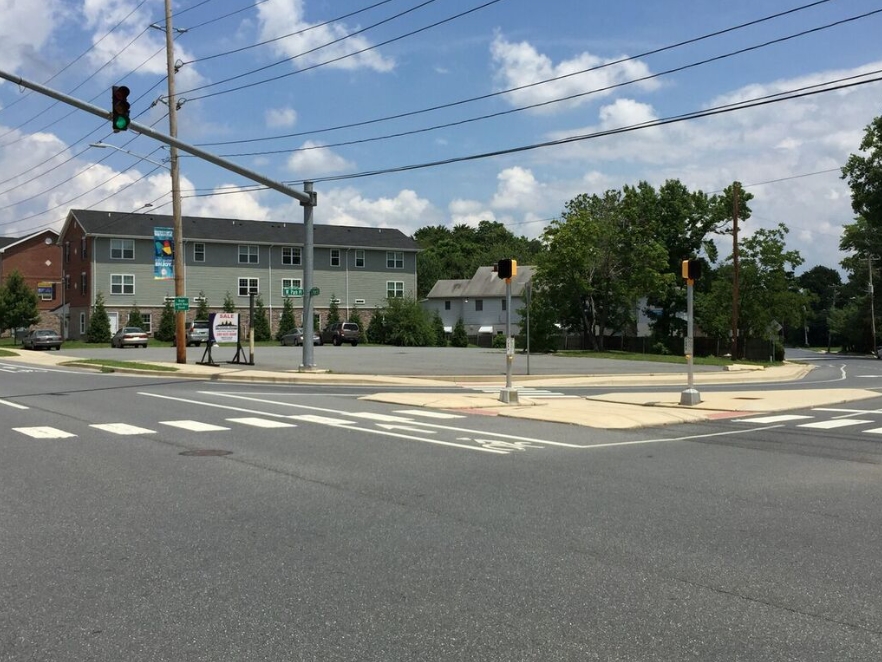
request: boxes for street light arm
[89,142,170,170]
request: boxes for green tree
[431,310,447,347]
[451,317,468,347]
[276,297,297,341]
[0,270,40,341]
[86,292,112,343]
[222,291,236,313]
[382,296,434,346]
[367,307,388,344]
[842,116,882,231]
[536,189,668,350]
[348,307,364,343]
[516,287,559,353]
[250,295,271,341]
[126,304,144,329]
[155,299,176,342]
[195,291,210,321]
[327,295,341,327]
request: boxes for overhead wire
[195,0,835,147]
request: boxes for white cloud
[448,198,495,228]
[490,167,543,211]
[320,187,440,236]
[286,141,354,177]
[266,107,298,128]
[0,0,67,74]
[185,184,272,221]
[490,33,660,113]
[256,0,394,72]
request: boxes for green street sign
[309,287,320,296]
[174,296,189,311]
[283,287,304,297]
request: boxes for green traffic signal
[112,85,130,132]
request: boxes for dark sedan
[21,329,63,351]
[280,328,323,346]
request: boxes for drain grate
[179,449,233,457]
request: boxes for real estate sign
[210,312,239,344]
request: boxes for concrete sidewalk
[4,349,879,429]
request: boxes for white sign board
[210,312,239,343]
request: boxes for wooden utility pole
[731,184,740,360]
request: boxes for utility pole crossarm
[0,68,313,206]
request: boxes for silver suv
[322,322,360,346]
[173,320,210,347]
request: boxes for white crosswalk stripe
[226,417,296,429]
[734,414,813,423]
[798,419,874,430]
[160,420,231,432]
[394,409,465,419]
[13,426,76,439]
[91,423,156,435]
[288,414,355,426]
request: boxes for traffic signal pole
[0,68,319,367]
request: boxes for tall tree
[842,116,882,231]
[155,299,176,342]
[126,304,144,329]
[536,189,668,350]
[222,291,236,313]
[195,291,210,321]
[251,295,271,341]
[0,270,40,341]
[276,297,297,341]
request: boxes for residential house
[0,229,63,332]
[423,265,535,339]
[58,209,419,339]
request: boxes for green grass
[552,349,778,367]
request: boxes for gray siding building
[58,209,419,338]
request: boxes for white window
[386,251,404,269]
[330,249,341,267]
[110,239,134,260]
[238,277,259,296]
[386,281,404,298]
[141,313,153,334]
[80,272,87,294]
[282,246,301,265]
[354,298,366,305]
[79,312,86,335]
[355,249,365,268]
[238,245,259,264]
[40,284,54,301]
[282,278,302,290]
[194,243,205,262]
[111,274,135,295]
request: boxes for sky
[1,0,882,275]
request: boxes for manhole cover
[179,449,233,457]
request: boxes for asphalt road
[2,368,882,660]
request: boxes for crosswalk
[10,409,464,441]
[734,411,882,435]
[468,386,578,399]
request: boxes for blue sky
[2,0,882,274]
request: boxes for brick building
[0,229,63,333]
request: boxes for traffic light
[681,258,701,281]
[112,85,130,132]
[497,258,517,280]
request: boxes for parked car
[172,320,210,347]
[281,328,323,346]
[111,327,149,348]
[21,328,63,351]
[322,322,360,346]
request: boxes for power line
[208,9,882,159]
[196,0,835,148]
[180,0,506,101]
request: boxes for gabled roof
[426,265,535,298]
[61,209,420,251]
[0,229,58,254]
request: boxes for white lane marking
[0,398,28,410]
[288,414,356,426]
[91,423,156,435]
[394,409,465,419]
[207,392,585,448]
[733,414,813,424]
[227,417,296,429]
[814,407,882,414]
[13,426,76,439]
[798,419,873,430]
[378,423,438,433]
[862,427,882,435]
[141,392,507,454]
[470,386,578,399]
[160,420,230,432]
[580,425,786,448]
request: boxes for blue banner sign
[154,227,174,280]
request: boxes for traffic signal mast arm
[0,68,313,206]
